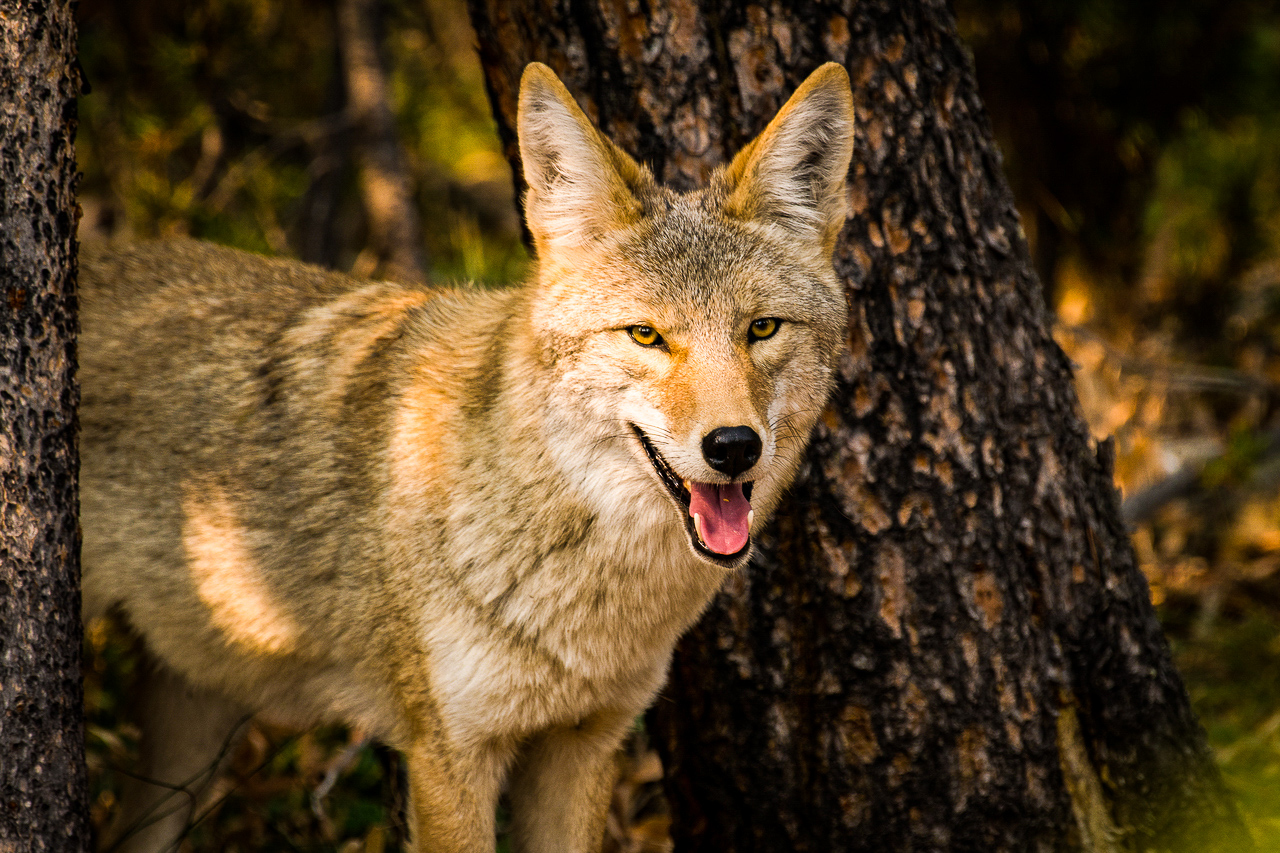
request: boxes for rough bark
[0,0,88,850]
[336,0,429,282]
[466,1,1249,851]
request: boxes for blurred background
[76,0,1280,848]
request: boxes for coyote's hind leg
[103,658,248,853]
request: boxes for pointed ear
[723,63,855,252]
[518,62,651,251]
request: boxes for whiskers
[629,421,674,444]
[770,407,823,444]
[585,429,636,456]
[633,421,706,472]
[583,421,671,460]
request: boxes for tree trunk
[0,1,88,850]
[466,1,1250,851]
[336,0,430,283]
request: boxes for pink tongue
[688,482,752,555]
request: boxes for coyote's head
[516,62,854,569]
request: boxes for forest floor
[85,591,1280,852]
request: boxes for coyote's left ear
[518,62,652,252]
[723,63,855,253]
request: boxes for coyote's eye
[748,318,781,342]
[628,325,664,347]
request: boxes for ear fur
[518,62,652,251]
[723,63,855,252]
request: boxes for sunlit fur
[79,62,854,853]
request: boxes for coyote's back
[82,61,854,853]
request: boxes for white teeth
[693,512,707,546]
[683,479,690,491]
[748,510,754,528]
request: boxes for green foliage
[1165,598,1280,850]
[1202,427,1273,490]
[77,0,527,284]
[956,0,1280,323]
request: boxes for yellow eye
[628,325,664,347]
[748,317,780,341]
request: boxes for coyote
[80,61,854,853]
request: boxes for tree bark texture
[0,1,88,850]
[336,0,430,283]
[466,1,1249,851]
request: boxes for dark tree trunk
[0,1,88,850]
[466,1,1249,851]
[336,0,429,282]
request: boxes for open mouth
[631,425,754,567]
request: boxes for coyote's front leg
[507,708,635,853]
[403,734,510,853]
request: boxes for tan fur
[81,62,854,853]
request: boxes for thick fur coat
[80,62,855,853]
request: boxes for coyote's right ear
[723,63,855,253]
[518,62,652,252]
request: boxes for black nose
[702,426,762,477]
